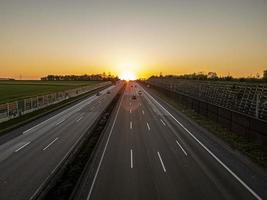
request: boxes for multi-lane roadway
[75,82,266,200]
[0,81,266,200]
[0,83,123,200]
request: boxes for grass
[147,86,267,168]
[0,84,109,135]
[0,80,102,104]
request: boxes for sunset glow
[0,1,266,79]
[119,71,136,81]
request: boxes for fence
[146,80,267,146]
[0,81,111,123]
[148,77,267,120]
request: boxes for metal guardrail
[0,82,111,123]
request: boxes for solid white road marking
[130,121,133,129]
[143,87,262,200]
[142,110,145,115]
[56,119,65,125]
[87,94,124,200]
[43,138,58,151]
[146,122,150,131]
[130,149,133,169]
[176,140,188,156]
[15,142,31,152]
[160,119,166,126]
[157,151,166,173]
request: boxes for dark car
[96,91,101,96]
[132,95,137,100]
[107,90,111,94]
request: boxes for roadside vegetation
[147,85,267,168]
[150,71,267,83]
[0,83,109,135]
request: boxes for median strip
[38,83,125,200]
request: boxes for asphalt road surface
[0,83,123,200]
[76,82,266,200]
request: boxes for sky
[0,0,266,79]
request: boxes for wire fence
[0,81,111,123]
[147,77,267,121]
[145,80,267,146]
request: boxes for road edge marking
[87,92,124,200]
[143,86,262,200]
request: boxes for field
[0,80,102,104]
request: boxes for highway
[76,82,266,200]
[0,83,123,200]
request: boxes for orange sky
[0,1,266,80]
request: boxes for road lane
[82,82,263,200]
[0,83,123,200]
[139,83,264,200]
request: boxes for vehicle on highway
[132,95,137,100]
[107,90,111,94]
[138,90,142,95]
[96,91,101,96]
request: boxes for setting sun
[119,71,137,81]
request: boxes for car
[132,95,137,100]
[107,90,111,94]
[96,91,101,96]
[131,85,133,87]
[138,90,142,95]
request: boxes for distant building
[264,70,267,80]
